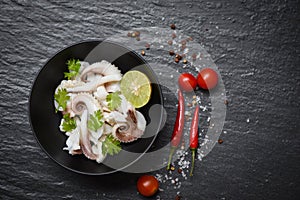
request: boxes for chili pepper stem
[190,148,196,176]
[167,146,176,170]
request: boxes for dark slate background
[0,0,299,199]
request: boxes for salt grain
[207,117,211,122]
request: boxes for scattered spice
[172,33,176,39]
[180,45,186,51]
[181,140,185,150]
[135,31,140,36]
[192,53,197,61]
[175,54,182,60]
[127,31,141,38]
[145,43,150,50]
[224,99,229,105]
[154,25,217,194]
[141,50,145,56]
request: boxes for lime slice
[120,70,152,108]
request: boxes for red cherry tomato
[137,175,159,197]
[197,68,218,90]
[178,73,197,92]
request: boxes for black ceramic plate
[29,40,163,175]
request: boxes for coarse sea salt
[207,116,211,122]
[148,28,219,197]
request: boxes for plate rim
[28,39,164,175]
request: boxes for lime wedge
[120,70,151,108]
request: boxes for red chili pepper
[167,90,185,170]
[171,90,185,147]
[189,106,199,176]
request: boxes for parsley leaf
[102,135,121,156]
[62,114,76,132]
[54,88,70,112]
[87,110,104,132]
[64,59,81,80]
[64,71,77,80]
[106,92,121,110]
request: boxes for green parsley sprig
[106,92,121,110]
[54,88,70,112]
[102,135,121,156]
[64,59,81,80]
[87,110,104,132]
[61,114,76,132]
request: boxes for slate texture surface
[0,0,299,199]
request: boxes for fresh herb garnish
[64,59,81,80]
[62,114,76,132]
[54,88,70,112]
[87,110,104,132]
[106,92,121,110]
[102,135,121,156]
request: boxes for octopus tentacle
[71,93,100,115]
[67,75,121,93]
[111,108,146,143]
[80,60,121,82]
[80,110,98,160]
